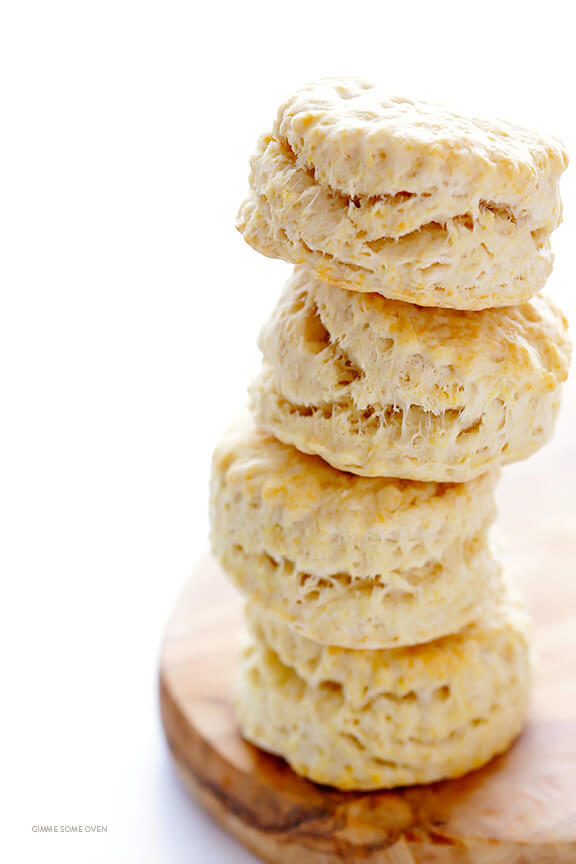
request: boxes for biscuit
[237,79,567,309]
[236,589,531,789]
[210,418,500,648]
[252,268,570,482]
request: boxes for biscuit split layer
[251,268,570,482]
[211,419,500,648]
[237,79,567,309]
[236,590,531,789]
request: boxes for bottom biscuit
[235,590,531,790]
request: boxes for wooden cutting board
[159,438,576,863]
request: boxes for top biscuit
[237,79,567,309]
[275,79,566,211]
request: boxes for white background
[1,1,575,861]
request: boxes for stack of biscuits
[210,80,571,790]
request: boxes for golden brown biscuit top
[274,78,568,208]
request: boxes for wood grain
[159,395,576,863]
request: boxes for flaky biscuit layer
[237,79,567,308]
[236,588,531,789]
[238,141,552,309]
[210,418,498,574]
[220,533,499,649]
[252,269,570,481]
[210,418,500,648]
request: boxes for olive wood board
[159,497,576,864]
